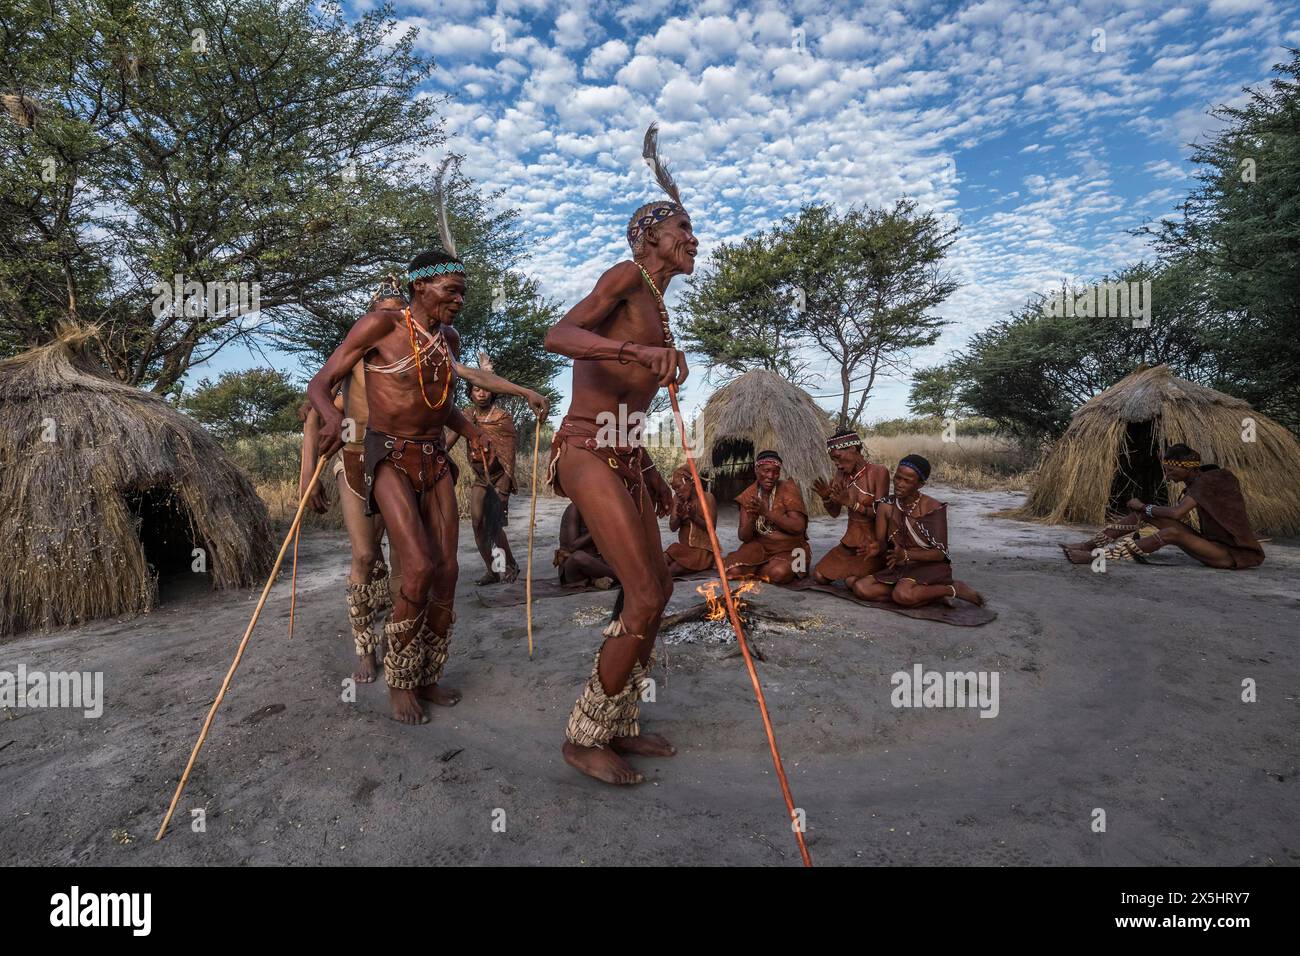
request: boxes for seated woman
[1061,443,1265,569]
[852,455,984,608]
[812,429,890,588]
[722,450,811,585]
[554,501,617,588]
[664,464,718,576]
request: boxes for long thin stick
[667,383,813,867]
[287,524,301,639]
[526,416,542,659]
[155,455,329,841]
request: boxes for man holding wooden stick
[309,175,547,724]
[543,124,692,785]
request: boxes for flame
[695,578,762,621]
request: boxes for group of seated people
[551,434,1265,611]
[553,429,983,609]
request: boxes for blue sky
[204,0,1299,422]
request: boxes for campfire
[660,578,786,650]
[697,578,761,621]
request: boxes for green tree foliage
[181,368,303,440]
[907,364,968,419]
[0,0,454,392]
[946,262,1217,441]
[676,232,811,385]
[679,200,958,428]
[1143,48,1300,431]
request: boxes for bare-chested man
[543,124,692,785]
[298,280,406,683]
[664,463,717,576]
[309,247,547,725]
[812,429,890,588]
[447,379,520,585]
[851,455,984,608]
[723,450,811,585]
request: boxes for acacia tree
[677,232,813,386]
[678,201,959,426]
[181,368,303,439]
[776,201,959,428]
[0,0,463,394]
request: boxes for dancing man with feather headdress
[309,160,548,725]
[543,124,694,785]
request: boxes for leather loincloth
[546,415,658,511]
[332,447,367,501]
[363,430,458,516]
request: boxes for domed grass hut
[0,328,275,636]
[1011,364,1300,536]
[695,370,834,514]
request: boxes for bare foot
[562,741,643,785]
[388,687,428,724]
[353,652,378,684]
[953,582,985,606]
[477,570,500,585]
[1062,547,1095,565]
[591,576,614,590]
[416,682,461,706]
[611,732,676,757]
[502,564,520,584]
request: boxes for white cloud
[584,39,630,78]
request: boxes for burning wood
[695,577,762,621]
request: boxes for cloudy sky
[218,0,1298,420]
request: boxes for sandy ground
[2,488,1297,867]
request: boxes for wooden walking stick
[666,382,813,867]
[287,524,301,639]
[525,415,542,659]
[155,455,329,841]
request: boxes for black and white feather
[434,156,458,259]
[641,123,684,207]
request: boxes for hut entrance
[1109,419,1167,513]
[126,487,205,597]
[711,438,755,504]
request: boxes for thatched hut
[695,370,834,513]
[1012,364,1300,535]
[0,328,275,636]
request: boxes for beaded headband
[407,262,465,282]
[1163,458,1201,468]
[628,201,686,253]
[827,433,863,450]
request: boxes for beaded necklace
[402,307,451,411]
[637,263,676,348]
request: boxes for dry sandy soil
[2,488,1296,866]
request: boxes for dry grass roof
[696,370,834,513]
[0,326,274,636]
[1012,364,1300,535]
